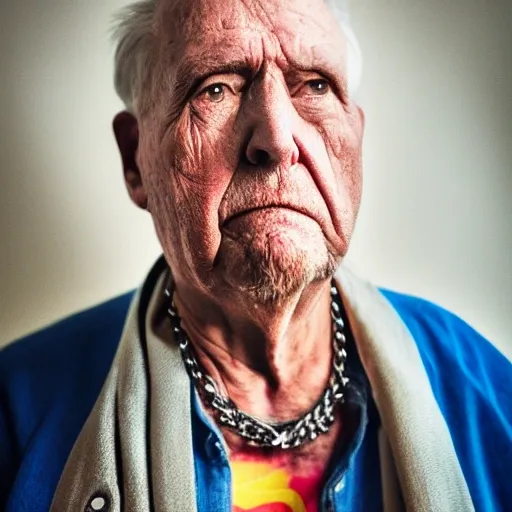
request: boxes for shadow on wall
[0,0,160,346]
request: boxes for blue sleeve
[383,290,512,512]
[0,292,133,511]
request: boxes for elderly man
[1,0,511,511]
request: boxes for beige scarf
[50,261,474,511]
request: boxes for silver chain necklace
[165,282,349,450]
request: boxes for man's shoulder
[0,291,134,386]
[0,291,135,414]
[0,291,135,511]
[380,287,475,336]
[380,287,509,365]
[381,288,512,511]
[380,287,510,385]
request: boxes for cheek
[171,108,204,181]
[148,107,241,275]
[171,104,239,184]
[322,110,363,215]
[169,108,239,232]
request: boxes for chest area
[230,456,326,512]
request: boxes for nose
[244,79,300,168]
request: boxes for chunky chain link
[166,282,349,450]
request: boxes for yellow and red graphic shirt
[231,460,322,512]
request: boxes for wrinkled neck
[171,278,334,422]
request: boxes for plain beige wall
[0,0,511,358]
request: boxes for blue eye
[306,79,330,95]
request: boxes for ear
[112,111,148,210]
[356,105,365,135]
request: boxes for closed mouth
[223,205,311,226]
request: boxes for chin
[220,229,339,306]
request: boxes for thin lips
[223,203,317,225]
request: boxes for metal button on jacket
[86,493,110,512]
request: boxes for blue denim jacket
[1,288,511,511]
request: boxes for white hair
[112,0,362,114]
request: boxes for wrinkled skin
[114,0,364,484]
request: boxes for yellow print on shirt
[231,460,320,512]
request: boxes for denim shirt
[190,334,384,512]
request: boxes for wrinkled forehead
[154,0,347,73]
